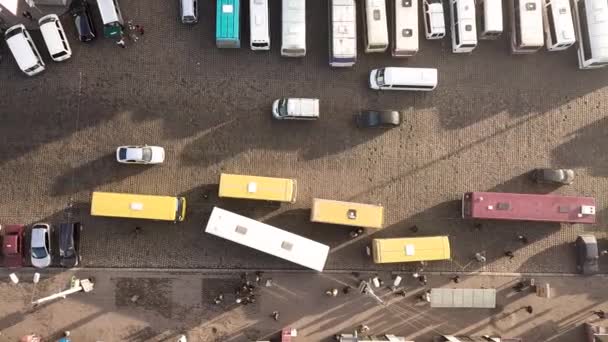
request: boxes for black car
[355,110,401,128]
[530,168,575,185]
[575,234,599,275]
[71,0,97,42]
[59,222,82,268]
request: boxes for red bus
[462,192,596,224]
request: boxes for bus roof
[331,0,357,58]
[372,236,450,263]
[310,198,384,229]
[518,0,544,45]
[205,207,329,271]
[216,0,240,40]
[463,192,596,223]
[219,173,297,202]
[282,0,306,49]
[584,0,608,59]
[90,192,181,221]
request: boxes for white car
[272,98,319,120]
[116,145,165,164]
[30,223,52,269]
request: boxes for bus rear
[329,0,357,67]
[310,198,384,229]
[91,192,186,222]
[216,0,241,48]
[372,236,450,264]
[219,173,297,203]
[462,191,596,223]
[392,0,419,56]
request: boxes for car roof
[3,234,19,253]
[31,227,46,246]
[125,147,144,160]
[59,223,74,249]
[39,15,66,54]
[5,26,39,71]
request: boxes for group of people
[116,20,144,48]
[212,272,263,307]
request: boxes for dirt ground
[0,269,607,342]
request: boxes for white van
[479,0,503,39]
[450,0,478,52]
[423,0,446,39]
[4,24,45,76]
[179,0,198,24]
[369,67,437,91]
[250,0,270,50]
[39,14,72,62]
[272,98,320,120]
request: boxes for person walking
[272,311,280,321]
[22,11,33,20]
[474,253,486,262]
[592,310,606,319]
[505,251,515,259]
[517,235,528,244]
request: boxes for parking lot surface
[0,0,607,273]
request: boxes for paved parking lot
[0,0,607,272]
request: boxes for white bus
[329,0,357,67]
[572,0,608,69]
[510,0,544,53]
[392,0,419,56]
[479,0,503,39]
[205,207,330,271]
[423,0,446,39]
[362,0,389,52]
[250,0,270,50]
[543,0,576,51]
[369,67,438,91]
[450,0,478,52]
[281,0,306,57]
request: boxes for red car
[2,225,25,267]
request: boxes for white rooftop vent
[247,182,258,193]
[130,202,144,211]
[405,244,415,256]
[581,205,596,215]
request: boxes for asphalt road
[0,0,607,273]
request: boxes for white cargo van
[4,24,45,76]
[423,0,446,39]
[369,67,437,91]
[39,14,72,62]
[272,98,320,120]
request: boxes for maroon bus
[462,192,596,224]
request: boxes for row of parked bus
[207,0,608,69]
[86,173,597,271]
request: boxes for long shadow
[51,152,151,196]
[552,116,608,177]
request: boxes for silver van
[4,24,45,76]
[272,98,319,120]
[39,14,72,62]
[180,0,198,24]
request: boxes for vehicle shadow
[489,170,564,194]
[552,116,608,177]
[50,152,150,196]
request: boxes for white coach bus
[510,0,544,53]
[572,0,608,69]
[392,0,419,56]
[450,0,478,52]
[543,0,576,51]
[362,0,389,52]
[329,0,357,67]
[250,0,270,50]
[205,207,330,271]
[479,0,503,39]
[281,0,306,57]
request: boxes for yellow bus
[90,192,187,222]
[218,173,297,203]
[372,236,450,264]
[310,198,384,229]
